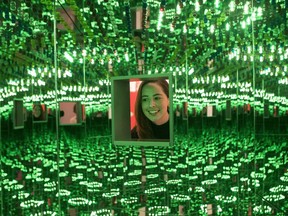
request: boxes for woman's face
[33,105,41,118]
[141,82,169,125]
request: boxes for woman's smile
[141,83,169,125]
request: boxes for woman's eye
[154,96,161,100]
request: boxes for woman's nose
[149,99,156,107]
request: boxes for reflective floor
[1,128,287,215]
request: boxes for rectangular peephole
[112,73,173,147]
[59,101,83,126]
[32,103,48,123]
[13,98,24,130]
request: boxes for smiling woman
[131,79,170,139]
[111,74,173,147]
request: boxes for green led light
[215,195,237,203]
[171,194,190,201]
[68,197,89,206]
[149,206,170,216]
[56,189,71,197]
[120,197,138,204]
[20,200,45,208]
[145,187,166,194]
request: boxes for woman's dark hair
[134,78,169,139]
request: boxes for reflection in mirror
[59,101,83,125]
[13,98,25,130]
[32,103,48,123]
[255,76,288,135]
[1,0,288,215]
[112,74,173,147]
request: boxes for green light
[149,206,170,215]
[246,17,252,25]
[253,206,272,214]
[215,0,220,8]
[229,1,235,12]
[195,1,200,11]
[171,194,190,201]
[271,45,275,53]
[259,45,263,53]
[120,197,138,204]
[176,4,181,15]
[225,23,230,31]
[241,21,246,29]
[244,2,250,14]
[188,67,194,75]
[64,51,73,63]
[68,197,89,206]
[210,24,215,33]
[183,24,187,33]
[124,52,129,62]
[257,7,263,17]
[157,10,164,30]
[269,55,273,61]
[91,209,111,216]
[82,49,87,57]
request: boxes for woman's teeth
[149,110,159,114]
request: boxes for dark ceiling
[0,0,287,103]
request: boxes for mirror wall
[1,0,287,215]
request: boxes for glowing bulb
[176,4,181,15]
[244,2,250,14]
[247,46,252,54]
[64,52,74,63]
[257,7,263,17]
[196,26,200,35]
[125,52,129,62]
[229,1,235,12]
[215,0,220,8]
[170,24,174,32]
[195,1,200,11]
[188,68,194,75]
[259,46,263,54]
[225,23,230,31]
[157,10,164,30]
[210,24,215,33]
[246,17,251,25]
[269,55,273,61]
[183,24,187,33]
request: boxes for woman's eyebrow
[142,93,163,98]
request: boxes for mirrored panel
[59,101,83,126]
[13,98,25,129]
[1,0,288,215]
[32,103,48,123]
[112,74,173,147]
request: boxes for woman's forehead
[142,82,164,94]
